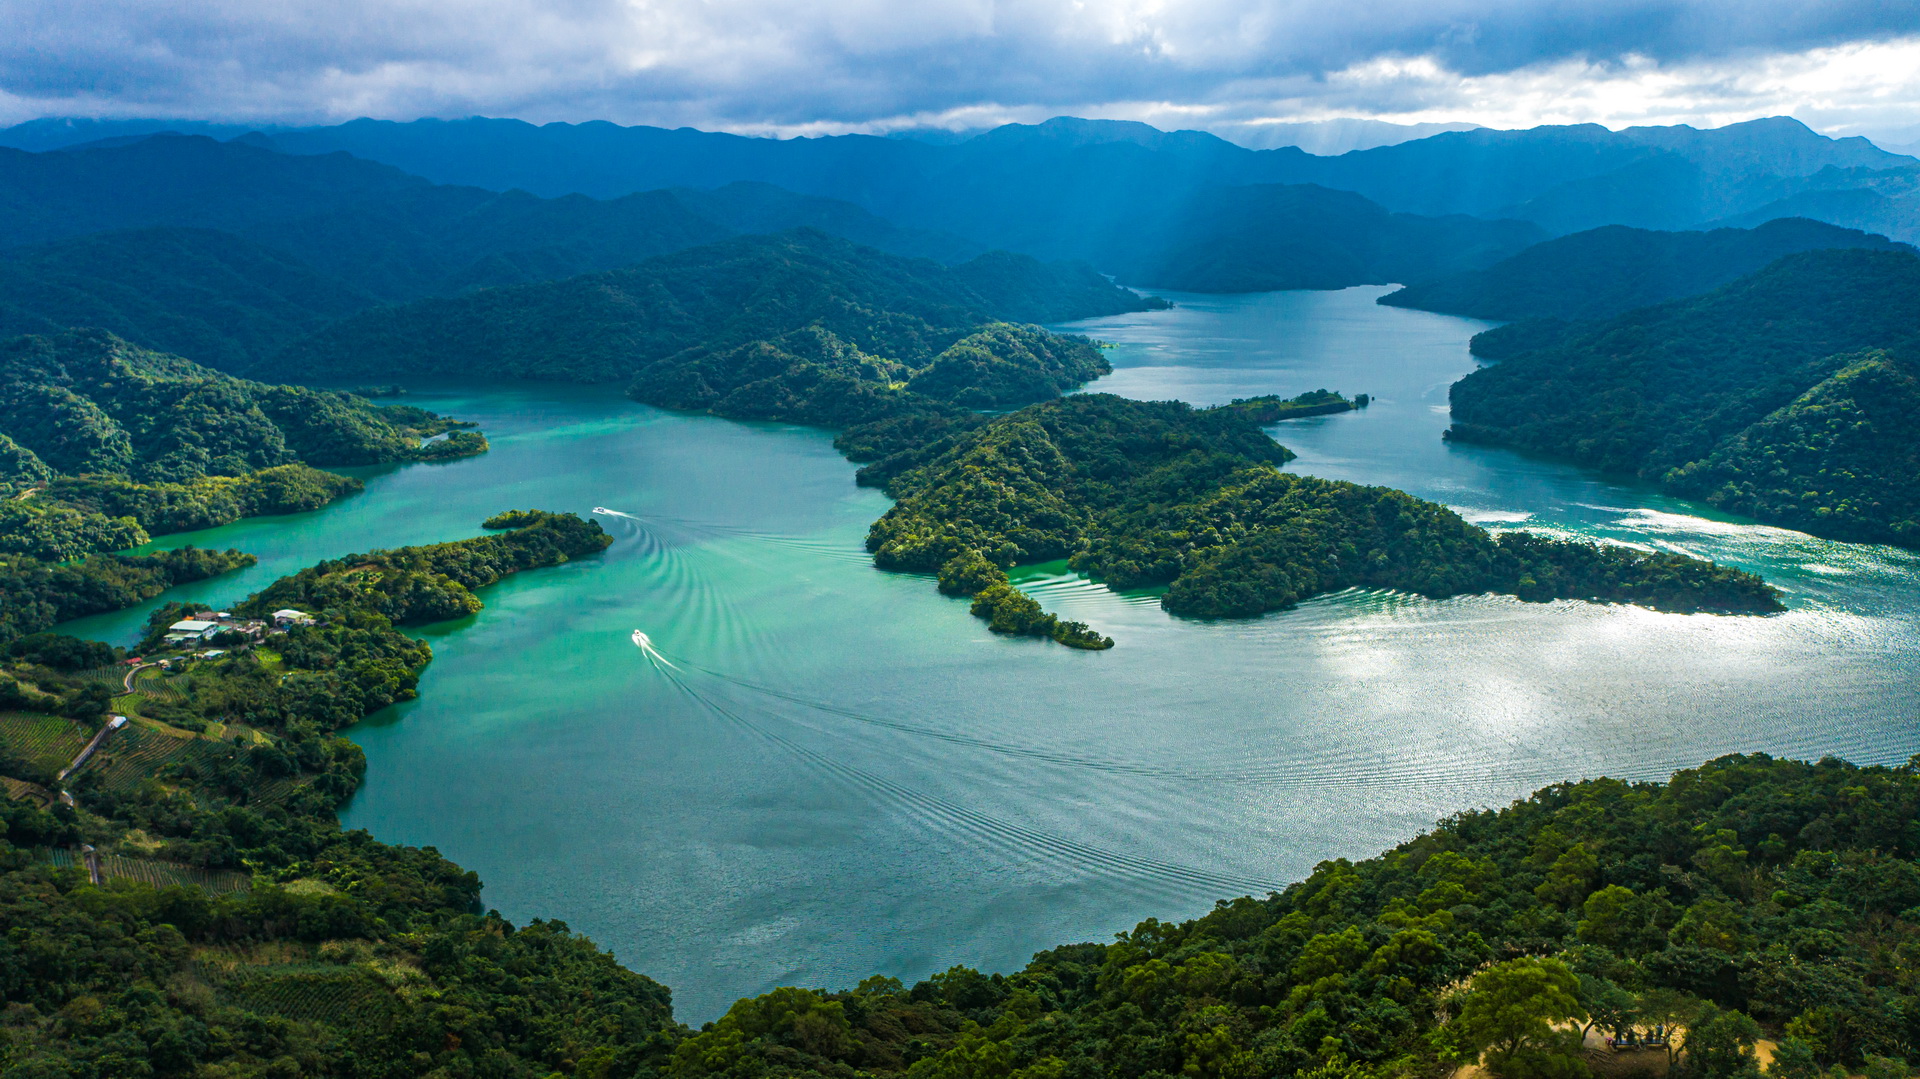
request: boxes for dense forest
[857,394,1781,630]
[659,752,1920,1079]
[0,227,378,372]
[276,229,1162,383]
[0,510,672,1078]
[1381,218,1912,322]
[0,138,981,371]
[0,329,484,559]
[1448,248,1920,545]
[0,546,254,647]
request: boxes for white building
[164,619,221,644]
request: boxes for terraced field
[86,725,221,791]
[225,971,401,1030]
[129,667,190,704]
[0,775,53,805]
[98,853,251,892]
[0,712,89,775]
[187,954,404,1032]
[42,849,252,892]
[248,773,319,807]
[63,665,131,691]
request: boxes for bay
[62,286,1920,1022]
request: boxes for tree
[1684,1006,1761,1079]
[1537,843,1600,907]
[1768,1039,1820,1079]
[1639,989,1708,1071]
[1576,973,1637,1043]
[1451,958,1587,1076]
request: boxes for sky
[4,0,1920,146]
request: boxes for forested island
[0,329,485,561]
[1448,247,1920,545]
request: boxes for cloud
[1,0,1918,140]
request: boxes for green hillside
[276,229,1163,383]
[667,752,1920,1079]
[0,330,484,559]
[1382,218,1911,322]
[0,227,377,370]
[1448,248,1920,545]
[0,546,254,647]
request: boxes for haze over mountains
[0,113,1913,368]
[5,113,1913,249]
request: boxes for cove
[59,286,1920,1023]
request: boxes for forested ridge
[0,546,255,648]
[1381,218,1912,323]
[0,329,484,561]
[274,229,1163,384]
[283,221,1777,646]
[1448,248,1920,545]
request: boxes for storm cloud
[4,0,1919,138]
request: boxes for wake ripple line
[674,659,1535,794]
[649,661,1284,900]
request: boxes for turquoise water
[62,286,1920,1022]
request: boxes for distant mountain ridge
[217,114,1910,234]
[4,115,1908,258]
[3,118,1907,314]
[0,227,377,371]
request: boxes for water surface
[65,287,1920,1021]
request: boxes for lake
[62,285,1920,1022]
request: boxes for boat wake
[630,629,681,671]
